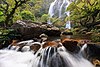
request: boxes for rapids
[0,42,94,67]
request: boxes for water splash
[0,50,34,67]
[79,44,88,58]
[59,51,94,67]
[0,42,94,67]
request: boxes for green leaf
[90,0,95,5]
[0,11,3,16]
[0,16,5,22]
[77,2,85,8]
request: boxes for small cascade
[48,0,72,29]
[79,44,87,54]
[6,45,19,51]
[38,47,57,67]
[59,51,94,67]
[79,44,88,58]
[0,40,94,67]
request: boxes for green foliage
[13,12,22,22]
[0,11,3,15]
[0,0,51,27]
[41,14,49,22]
[0,28,13,44]
[0,28,21,45]
[91,33,100,42]
[66,0,100,28]
[20,10,35,21]
[49,17,65,27]
[0,28,21,41]
[0,11,5,22]
[50,17,59,23]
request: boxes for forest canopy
[0,0,51,27]
[0,0,100,29]
[66,0,100,28]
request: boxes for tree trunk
[3,0,28,27]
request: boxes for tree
[66,0,100,29]
[41,14,49,22]
[0,0,29,27]
[20,10,35,21]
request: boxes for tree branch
[87,21,100,28]
[1,0,9,15]
[15,0,18,3]
[0,6,6,10]
[2,0,9,11]
[18,0,28,7]
[3,0,29,27]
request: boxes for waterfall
[48,0,63,24]
[48,0,57,18]
[48,0,71,29]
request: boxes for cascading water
[0,40,94,67]
[48,0,63,24]
[48,0,71,29]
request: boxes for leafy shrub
[0,28,21,45]
[91,33,100,42]
[13,12,22,22]
[41,14,49,22]
[20,10,35,21]
[0,11,5,22]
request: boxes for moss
[91,33,100,42]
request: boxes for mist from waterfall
[48,0,71,29]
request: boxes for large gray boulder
[11,20,61,40]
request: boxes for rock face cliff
[11,20,61,40]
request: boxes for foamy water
[0,50,34,67]
[0,44,94,67]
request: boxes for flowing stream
[0,0,95,67]
[0,41,94,67]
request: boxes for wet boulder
[61,38,80,53]
[85,43,100,61]
[45,29,61,36]
[30,42,41,53]
[11,20,61,40]
[42,41,60,48]
[43,24,61,36]
[61,31,73,35]
[61,29,73,35]
[11,20,46,40]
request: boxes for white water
[0,50,34,67]
[48,0,57,18]
[48,0,71,29]
[17,40,34,46]
[0,42,94,67]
